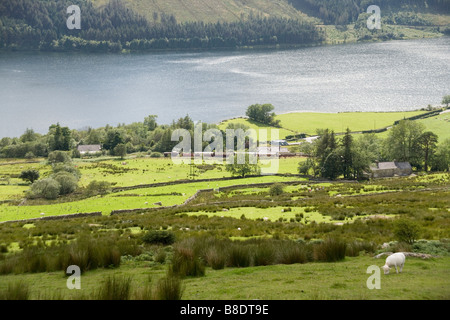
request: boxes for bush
[48,151,71,164]
[269,183,285,196]
[52,172,78,195]
[142,230,175,245]
[394,219,421,245]
[149,152,163,158]
[52,164,81,180]
[84,180,112,197]
[412,240,450,256]
[24,152,35,159]
[19,170,40,184]
[28,178,61,200]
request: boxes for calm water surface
[0,37,449,138]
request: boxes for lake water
[0,37,449,138]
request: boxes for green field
[183,205,374,224]
[217,111,430,140]
[217,118,295,140]
[275,111,427,135]
[0,171,305,222]
[418,112,450,142]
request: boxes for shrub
[28,178,61,200]
[412,240,450,256]
[52,164,81,180]
[19,170,39,183]
[269,183,285,196]
[52,172,78,195]
[48,151,71,164]
[394,219,421,245]
[142,230,175,245]
[25,151,35,159]
[84,180,112,197]
[149,152,163,158]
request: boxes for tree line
[0,0,324,52]
[298,121,449,179]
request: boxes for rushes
[167,236,351,270]
[0,281,30,300]
[94,274,184,300]
[94,275,132,300]
[313,238,347,262]
[154,275,184,300]
[0,234,134,275]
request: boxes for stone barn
[368,161,412,178]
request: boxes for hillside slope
[91,0,316,23]
[287,0,450,25]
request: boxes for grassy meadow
[275,111,427,135]
[218,110,429,140]
[0,255,448,300]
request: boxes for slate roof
[371,162,411,170]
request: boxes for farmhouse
[367,161,412,178]
[77,144,102,155]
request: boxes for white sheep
[382,252,405,275]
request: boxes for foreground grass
[0,256,448,300]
